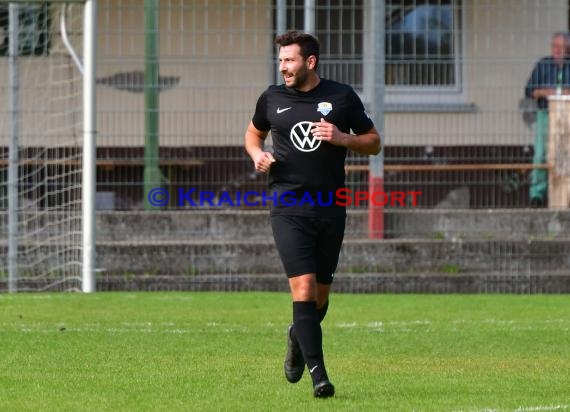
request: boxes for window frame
[273,0,467,108]
[383,0,466,106]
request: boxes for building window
[386,0,461,90]
[274,0,463,102]
[0,3,51,57]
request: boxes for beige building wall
[96,0,273,147]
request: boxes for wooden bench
[345,163,551,173]
[0,158,204,168]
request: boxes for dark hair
[275,30,320,69]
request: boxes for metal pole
[82,0,97,292]
[275,0,286,84]
[8,3,19,293]
[304,0,315,35]
[143,0,162,210]
[276,0,286,36]
[368,0,385,239]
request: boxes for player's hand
[312,118,347,146]
[253,151,276,173]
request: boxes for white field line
[453,404,570,412]
[334,319,570,332]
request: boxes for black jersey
[251,78,374,217]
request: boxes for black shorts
[270,214,346,284]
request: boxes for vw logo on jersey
[290,121,322,152]
[317,102,333,116]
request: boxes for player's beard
[283,65,310,90]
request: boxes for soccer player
[244,30,381,398]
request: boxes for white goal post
[0,0,96,292]
[82,0,96,293]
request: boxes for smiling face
[278,44,317,91]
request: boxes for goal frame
[3,0,97,292]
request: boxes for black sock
[293,301,328,385]
[317,300,329,323]
[290,300,328,341]
[289,300,328,347]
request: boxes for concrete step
[2,237,568,276]
[94,209,570,242]
[93,238,570,276]
[4,272,570,293]
[3,209,570,241]
[3,210,570,281]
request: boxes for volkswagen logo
[290,121,321,152]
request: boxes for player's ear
[306,55,317,70]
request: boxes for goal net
[0,1,86,291]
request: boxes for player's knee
[292,287,316,301]
[289,274,317,301]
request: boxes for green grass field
[0,292,569,411]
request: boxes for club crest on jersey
[317,102,333,116]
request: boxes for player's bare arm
[311,118,381,155]
[244,121,276,173]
